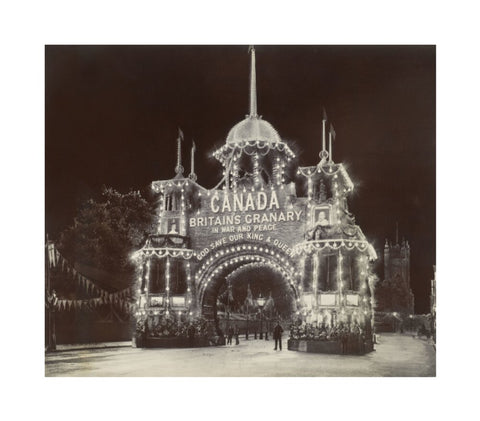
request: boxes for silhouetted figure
[216,327,225,346]
[187,324,196,347]
[234,325,240,345]
[227,326,234,345]
[273,321,284,351]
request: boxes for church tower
[380,225,415,314]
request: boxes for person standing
[273,321,284,351]
[234,325,240,345]
[187,323,196,348]
[227,326,234,345]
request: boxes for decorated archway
[195,242,300,321]
[130,47,378,353]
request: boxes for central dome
[226,116,282,145]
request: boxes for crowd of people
[136,314,370,354]
[136,314,211,339]
[289,321,369,354]
[289,321,365,342]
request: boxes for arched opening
[197,246,299,337]
[217,263,297,317]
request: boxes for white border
[2,0,478,420]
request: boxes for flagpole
[189,140,197,181]
[227,280,230,335]
[246,301,249,340]
[329,129,332,163]
[322,108,328,153]
[322,118,326,152]
[329,123,336,163]
[191,142,194,175]
[46,237,57,352]
[45,237,52,351]
[175,128,184,175]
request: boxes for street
[45,333,435,377]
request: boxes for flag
[245,284,254,307]
[178,127,184,141]
[330,123,336,139]
[323,107,327,121]
[264,292,275,312]
[47,243,56,267]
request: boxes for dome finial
[248,45,257,118]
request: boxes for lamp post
[392,312,398,333]
[226,280,231,334]
[46,289,58,351]
[246,302,249,340]
[257,294,265,340]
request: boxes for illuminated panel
[319,294,336,306]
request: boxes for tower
[379,229,415,314]
[294,107,377,342]
[213,46,296,192]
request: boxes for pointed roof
[225,46,282,146]
[249,46,257,118]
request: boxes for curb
[46,342,132,354]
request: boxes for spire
[248,46,257,118]
[322,108,327,152]
[189,140,197,181]
[329,123,336,163]
[319,108,329,163]
[395,221,399,245]
[175,128,184,176]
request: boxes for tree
[58,187,155,274]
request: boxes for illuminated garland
[200,254,295,284]
[296,166,319,178]
[293,239,377,260]
[195,243,296,278]
[212,140,295,163]
[137,247,195,260]
[197,253,300,299]
[151,178,207,193]
[297,163,354,193]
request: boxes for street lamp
[246,300,249,340]
[226,280,232,334]
[46,289,58,351]
[256,294,266,340]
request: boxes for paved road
[45,333,435,377]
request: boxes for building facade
[376,234,415,315]
[132,48,378,345]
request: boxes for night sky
[45,45,435,313]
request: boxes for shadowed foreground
[45,333,435,377]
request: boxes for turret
[212,47,296,191]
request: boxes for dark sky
[45,45,435,313]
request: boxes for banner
[47,242,136,312]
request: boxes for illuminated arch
[195,242,300,312]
